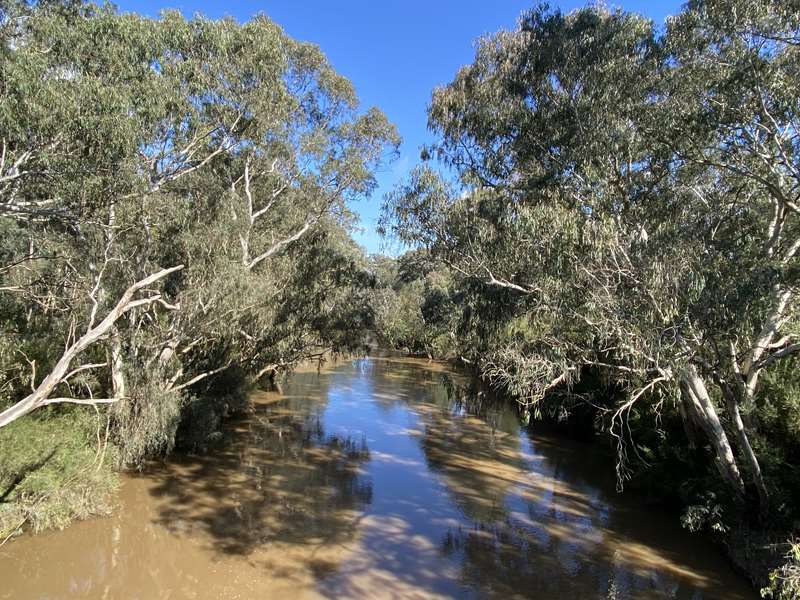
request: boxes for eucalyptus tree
[367,249,458,355]
[384,0,798,513]
[0,1,397,462]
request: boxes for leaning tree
[384,0,799,513]
[0,1,398,458]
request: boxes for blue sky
[114,0,683,255]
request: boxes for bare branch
[756,343,800,371]
[0,265,184,428]
[168,362,232,392]
[247,220,312,270]
[41,397,119,406]
[62,362,108,383]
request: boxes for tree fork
[0,265,184,429]
[679,366,746,498]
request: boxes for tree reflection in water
[0,356,755,599]
[412,373,749,599]
[147,357,752,599]
[146,387,373,558]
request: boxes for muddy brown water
[1,356,755,599]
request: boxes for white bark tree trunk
[720,382,770,514]
[679,365,746,497]
[109,329,127,400]
[0,265,183,428]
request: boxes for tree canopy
[0,1,398,460]
[382,0,799,525]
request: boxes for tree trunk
[679,365,745,497]
[720,383,770,515]
[0,332,98,427]
[677,389,698,449]
[110,329,127,400]
[741,285,793,411]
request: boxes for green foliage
[110,371,183,468]
[382,0,800,586]
[681,492,729,534]
[753,360,800,521]
[0,0,396,534]
[763,540,800,600]
[0,408,118,539]
[370,250,458,356]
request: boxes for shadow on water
[340,357,755,599]
[0,355,756,599]
[133,386,373,565]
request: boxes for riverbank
[426,351,794,597]
[0,351,787,598]
[0,408,119,543]
[0,356,336,543]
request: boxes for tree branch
[0,265,184,428]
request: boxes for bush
[111,373,183,468]
[762,540,800,600]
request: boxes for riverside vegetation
[0,0,397,542]
[376,0,800,596]
[1,0,798,598]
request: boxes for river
[0,355,754,599]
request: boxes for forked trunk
[679,365,745,497]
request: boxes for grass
[0,406,119,542]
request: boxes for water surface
[0,356,754,599]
